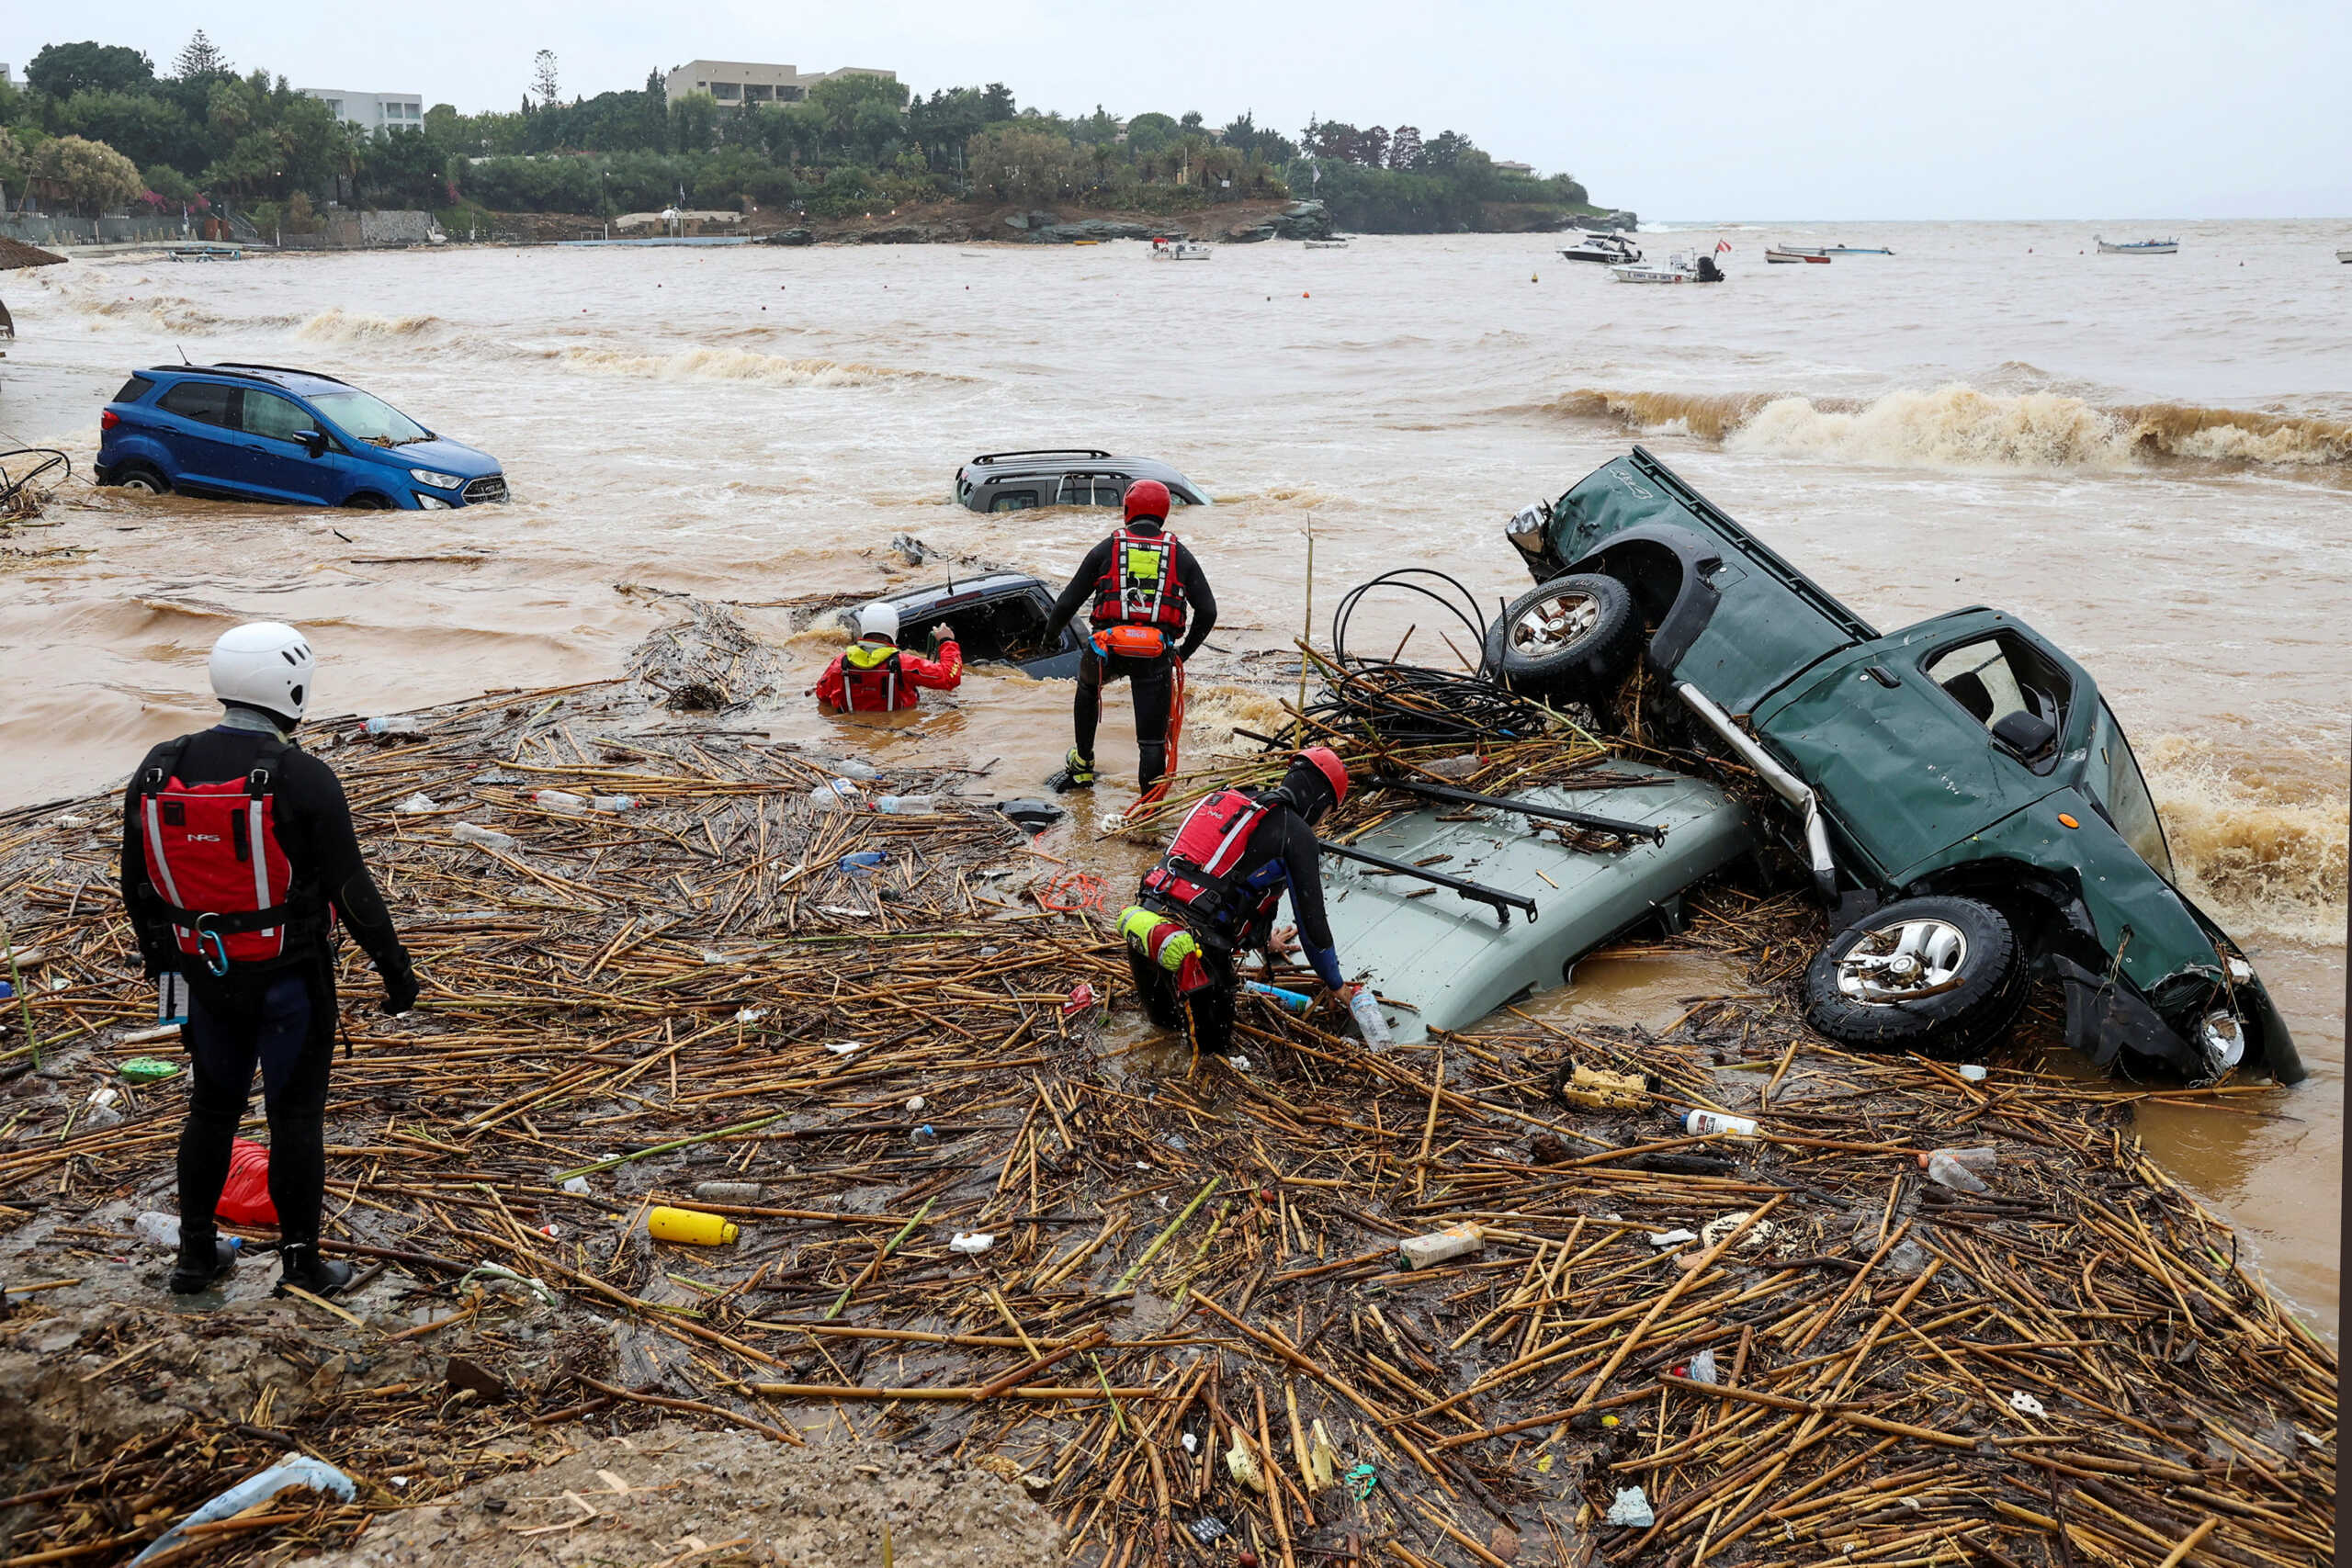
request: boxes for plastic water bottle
[451,821,518,852]
[831,759,878,782]
[839,851,888,876]
[361,716,424,738]
[592,795,636,813]
[1924,1149,1994,1192]
[1678,1108,1760,1140]
[134,1211,182,1249]
[1247,981,1314,1013]
[875,795,936,815]
[909,1124,939,1148]
[530,789,590,816]
[1349,988,1393,1049]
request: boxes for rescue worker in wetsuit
[119,623,417,1298]
[816,602,962,715]
[1116,748,1357,1066]
[1042,479,1216,793]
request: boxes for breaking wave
[560,345,951,387]
[1182,683,1291,756]
[297,308,447,344]
[2143,736,2348,942]
[1547,385,2352,471]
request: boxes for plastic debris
[1062,982,1097,1017]
[450,1263,559,1309]
[133,1211,184,1249]
[810,779,867,811]
[529,788,591,816]
[1349,987,1392,1048]
[646,1206,739,1246]
[909,1124,939,1147]
[839,850,888,875]
[1700,1210,1776,1250]
[995,798,1065,832]
[1225,1427,1266,1493]
[947,1232,995,1255]
[1957,1064,1989,1082]
[392,792,438,814]
[1925,1151,1992,1193]
[875,794,937,814]
[560,1176,594,1196]
[693,1181,761,1202]
[1245,980,1313,1012]
[1606,1485,1656,1527]
[1558,1063,1653,1111]
[1648,1228,1698,1247]
[119,1057,180,1082]
[128,1456,356,1565]
[1688,1348,1720,1384]
[734,1008,769,1024]
[825,1041,862,1056]
[1399,1221,1485,1269]
[1346,1461,1378,1502]
[905,1095,926,1112]
[361,716,424,738]
[1677,1108,1760,1139]
[829,758,879,781]
[450,821,518,853]
[1181,1431,1199,1455]
[1185,1516,1226,1543]
[2009,1390,2047,1417]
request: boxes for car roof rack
[969,448,1112,466]
[209,362,352,386]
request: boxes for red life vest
[1141,787,1271,925]
[837,641,907,712]
[1091,527,1187,633]
[136,738,306,972]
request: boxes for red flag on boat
[1715,240,1732,254]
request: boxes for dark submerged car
[1488,446,2301,1084]
[863,571,1086,679]
[954,450,1208,513]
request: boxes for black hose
[0,449,72,511]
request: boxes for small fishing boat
[2337,249,2351,264]
[1303,239,1350,250]
[1611,249,1726,284]
[1819,244,1894,255]
[168,244,243,262]
[1765,246,1831,265]
[1148,237,1213,261]
[1557,231,1642,265]
[2096,236,2179,254]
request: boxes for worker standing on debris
[1043,479,1216,795]
[816,602,962,715]
[119,623,417,1299]
[1117,748,1356,1066]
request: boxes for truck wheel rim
[1510,589,1600,655]
[1836,918,1970,1003]
[2198,1010,2245,1071]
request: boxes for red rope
[1125,658,1187,817]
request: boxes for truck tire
[1802,895,2030,1053]
[1483,574,1641,704]
[114,464,170,495]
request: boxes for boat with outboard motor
[1557,231,1642,265]
[1148,236,1213,261]
[2097,236,2179,254]
[1611,249,1725,284]
[1765,246,1830,265]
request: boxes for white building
[661,60,894,107]
[300,88,426,135]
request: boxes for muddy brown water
[0,222,2338,1331]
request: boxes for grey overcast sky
[6,0,2346,220]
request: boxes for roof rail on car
[206,362,352,386]
[969,448,1112,465]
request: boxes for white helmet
[854,601,900,643]
[209,622,315,723]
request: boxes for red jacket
[817,637,962,713]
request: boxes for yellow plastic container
[647,1206,739,1246]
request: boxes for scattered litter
[838,850,888,876]
[1648,1229,1699,1248]
[1349,987,1392,1047]
[1399,1221,1486,1269]
[127,1456,356,1566]
[692,1181,761,1203]
[52,814,91,829]
[995,798,1065,832]
[1676,1107,1759,1139]
[119,1057,179,1082]
[909,1124,939,1147]
[1688,1348,1720,1384]
[1556,1062,1653,1111]
[1957,1064,1989,1082]
[560,1176,594,1196]
[1884,1237,1930,1277]
[734,1008,769,1024]
[824,1041,862,1056]
[360,716,425,738]
[828,757,879,781]
[1700,1210,1776,1250]
[1062,982,1096,1017]
[1181,1432,1199,1455]
[1925,1150,1993,1193]
[905,1096,926,1111]
[947,1232,995,1255]
[450,821,517,853]
[810,779,867,811]
[1606,1485,1656,1527]
[1346,1462,1379,1502]
[875,794,936,815]
[392,792,438,814]
[1186,1516,1226,1542]
[2010,1391,2047,1417]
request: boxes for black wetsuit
[119,720,412,1250]
[1043,522,1218,788]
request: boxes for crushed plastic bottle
[450,821,518,853]
[133,1211,182,1249]
[839,851,888,876]
[361,716,425,738]
[875,795,937,815]
[909,1124,940,1148]
[1606,1485,1655,1528]
[810,779,866,811]
[1924,1151,1992,1193]
[694,1180,762,1203]
[830,758,879,782]
[1349,988,1393,1049]
[392,792,438,815]
[560,1176,594,1196]
[529,789,591,816]
[1922,1145,1998,1171]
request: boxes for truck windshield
[2088,704,2174,882]
[309,389,432,446]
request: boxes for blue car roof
[142,363,354,397]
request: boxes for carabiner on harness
[193,918,232,978]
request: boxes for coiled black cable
[0,448,71,513]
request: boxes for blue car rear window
[113,374,156,403]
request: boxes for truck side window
[1925,636,2071,737]
[158,381,238,427]
[239,391,314,444]
[2089,705,2175,881]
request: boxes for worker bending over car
[1118,747,1358,1067]
[1043,479,1216,794]
[817,602,962,715]
[119,623,417,1300]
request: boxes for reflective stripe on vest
[841,641,904,710]
[1091,527,1186,631]
[1141,788,1269,922]
[139,758,297,965]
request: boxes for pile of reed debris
[0,615,2333,1568]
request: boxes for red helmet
[1298,746,1350,807]
[1123,479,1171,525]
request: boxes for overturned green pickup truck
[1477,446,2300,1084]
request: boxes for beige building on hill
[662,60,896,107]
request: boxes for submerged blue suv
[96,363,506,510]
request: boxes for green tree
[964,123,1080,205]
[1125,112,1179,158]
[57,89,198,172]
[141,161,200,205]
[669,91,718,154]
[532,50,560,108]
[808,72,908,145]
[26,41,156,99]
[174,29,230,79]
[33,132,142,214]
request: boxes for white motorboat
[2338,249,2351,264]
[1558,231,1642,264]
[1611,249,1726,284]
[1303,239,1350,250]
[2096,236,2179,254]
[1765,246,1830,265]
[1148,237,1213,261]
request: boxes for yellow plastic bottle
[647,1206,739,1246]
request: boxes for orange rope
[1037,870,1109,913]
[1125,658,1187,818]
